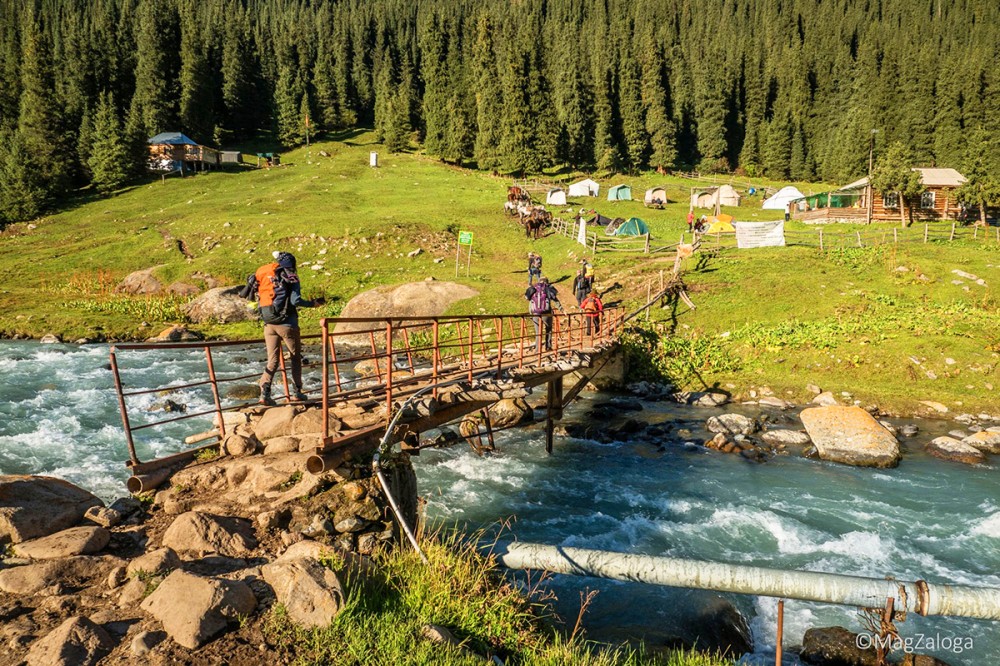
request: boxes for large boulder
[181,286,256,324]
[333,281,479,337]
[760,429,811,447]
[925,437,986,465]
[160,511,256,558]
[140,570,256,649]
[253,405,298,441]
[0,557,111,595]
[488,398,534,428]
[117,266,164,295]
[800,626,877,666]
[261,557,346,628]
[25,616,114,666]
[14,526,110,560]
[799,406,901,468]
[0,475,103,544]
[127,547,182,577]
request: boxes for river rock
[760,429,811,447]
[25,616,114,666]
[127,547,181,577]
[812,391,839,407]
[962,430,1000,454]
[487,398,534,428]
[674,391,729,407]
[800,626,877,666]
[900,424,919,438]
[0,476,104,544]
[140,570,256,649]
[160,512,256,558]
[681,596,753,657]
[117,267,164,295]
[263,436,300,455]
[14,527,110,560]
[261,557,345,628]
[900,655,954,666]
[290,409,342,436]
[130,630,165,656]
[181,286,256,324]
[758,396,793,410]
[919,400,949,414]
[925,437,986,465]
[253,405,298,440]
[706,414,757,436]
[39,334,61,344]
[0,556,110,594]
[84,506,122,528]
[222,425,260,457]
[799,406,901,468]
[145,325,203,343]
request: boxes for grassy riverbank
[0,132,996,414]
[260,530,733,666]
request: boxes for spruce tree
[640,36,676,173]
[954,128,1000,226]
[471,16,501,170]
[129,0,180,138]
[870,141,924,227]
[88,92,132,194]
[618,56,648,171]
[0,127,48,223]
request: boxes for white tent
[691,184,742,209]
[762,186,806,210]
[568,179,600,197]
[546,188,568,206]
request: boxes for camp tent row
[690,184,741,209]
[546,188,567,206]
[644,186,668,207]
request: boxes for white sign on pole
[369,151,378,167]
[735,221,786,249]
[577,218,588,246]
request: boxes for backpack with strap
[530,255,542,270]
[255,262,293,324]
[529,284,551,314]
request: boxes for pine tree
[471,16,501,170]
[88,92,132,194]
[17,10,71,200]
[129,0,180,138]
[618,56,648,171]
[0,127,48,224]
[954,128,1000,226]
[762,112,792,179]
[179,12,214,143]
[870,141,924,227]
[640,36,676,173]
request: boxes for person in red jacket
[580,290,604,336]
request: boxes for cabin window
[883,192,899,209]
[921,191,936,209]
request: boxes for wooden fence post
[924,224,929,243]
[893,227,898,244]
[819,228,824,252]
[950,222,956,241]
[644,233,650,253]
[856,230,863,248]
[592,233,598,254]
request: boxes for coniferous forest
[1,0,1000,224]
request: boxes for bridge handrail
[111,308,626,484]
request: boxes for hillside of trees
[2,0,1000,224]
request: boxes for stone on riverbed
[0,476,104,544]
[799,406,901,468]
[962,430,1000,454]
[926,437,986,465]
[760,429,811,447]
[14,526,110,560]
[25,616,114,666]
[706,414,757,436]
[673,391,729,407]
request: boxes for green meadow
[1,132,997,415]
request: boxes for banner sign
[577,219,587,246]
[458,231,474,245]
[735,221,785,249]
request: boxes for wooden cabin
[790,168,967,223]
[147,132,221,173]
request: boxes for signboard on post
[456,231,474,276]
[735,221,786,249]
[577,218,587,246]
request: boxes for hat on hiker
[273,251,296,268]
[538,276,549,283]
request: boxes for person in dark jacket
[572,269,589,306]
[252,251,316,405]
[524,276,563,351]
[527,252,542,285]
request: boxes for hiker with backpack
[527,252,542,285]
[240,251,316,405]
[580,290,604,336]
[572,269,589,306]
[524,276,564,351]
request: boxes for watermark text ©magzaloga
[856,632,974,655]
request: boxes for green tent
[614,217,649,236]
[607,184,632,201]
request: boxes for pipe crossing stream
[490,542,1000,621]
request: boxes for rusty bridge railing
[111,307,624,492]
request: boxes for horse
[507,186,530,204]
[503,201,518,216]
[525,208,552,240]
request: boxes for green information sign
[458,231,474,245]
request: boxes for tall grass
[262,529,735,666]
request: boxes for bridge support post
[545,377,564,455]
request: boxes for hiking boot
[291,387,308,402]
[258,384,276,407]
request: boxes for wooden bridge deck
[111,309,625,491]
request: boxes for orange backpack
[255,262,281,307]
